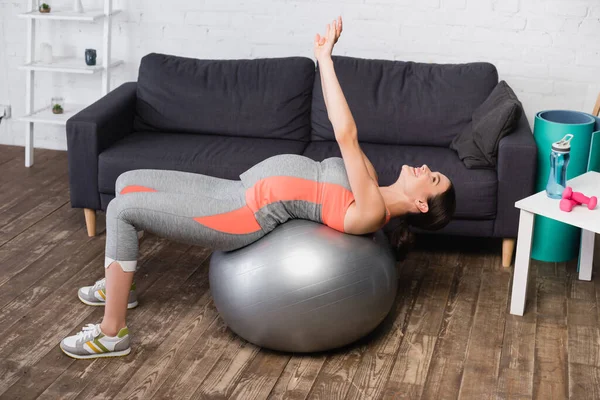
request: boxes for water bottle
[546,134,573,199]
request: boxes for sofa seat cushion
[302,141,497,220]
[98,132,308,194]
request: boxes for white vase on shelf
[73,0,84,13]
[40,43,53,64]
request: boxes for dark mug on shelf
[85,49,97,66]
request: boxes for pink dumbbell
[560,198,580,212]
[562,186,597,210]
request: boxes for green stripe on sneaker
[93,338,110,353]
[118,327,129,338]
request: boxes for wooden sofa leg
[502,238,516,267]
[84,208,96,237]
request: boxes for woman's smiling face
[397,164,451,206]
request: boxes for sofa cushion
[450,81,522,168]
[473,81,523,166]
[302,141,497,220]
[448,120,490,169]
[311,56,498,147]
[98,132,307,194]
[134,53,315,141]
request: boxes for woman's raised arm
[314,17,357,141]
[314,18,386,230]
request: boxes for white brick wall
[1,0,599,151]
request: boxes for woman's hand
[314,16,343,62]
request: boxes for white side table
[510,171,600,316]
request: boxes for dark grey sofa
[66,52,537,266]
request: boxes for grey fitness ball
[209,219,398,353]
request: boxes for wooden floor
[0,145,599,400]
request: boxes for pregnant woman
[61,16,456,359]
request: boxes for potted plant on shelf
[39,3,51,13]
[51,96,64,114]
[52,104,63,114]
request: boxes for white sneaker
[60,323,131,359]
[78,278,138,309]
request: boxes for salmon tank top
[239,154,391,233]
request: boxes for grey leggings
[105,169,266,272]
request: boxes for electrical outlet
[0,105,11,119]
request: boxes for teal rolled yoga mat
[588,119,600,173]
[531,110,596,262]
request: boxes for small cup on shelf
[51,97,64,115]
[85,49,97,66]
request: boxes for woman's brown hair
[387,182,456,261]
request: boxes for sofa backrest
[134,53,315,141]
[311,56,498,147]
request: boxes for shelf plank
[18,9,121,22]
[19,58,124,74]
[18,103,86,125]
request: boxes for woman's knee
[107,195,152,235]
[106,195,135,221]
[115,170,139,196]
[116,170,159,196]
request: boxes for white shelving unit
[17,0,122,167]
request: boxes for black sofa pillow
[134,53,315,141]
[449,120,491,169]
[451,80,522,168]
[311,56,499,147]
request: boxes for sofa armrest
[66,82,137,210]
[493,113,538,238]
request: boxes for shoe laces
[91,278,106,291]
[75,323,101,343]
